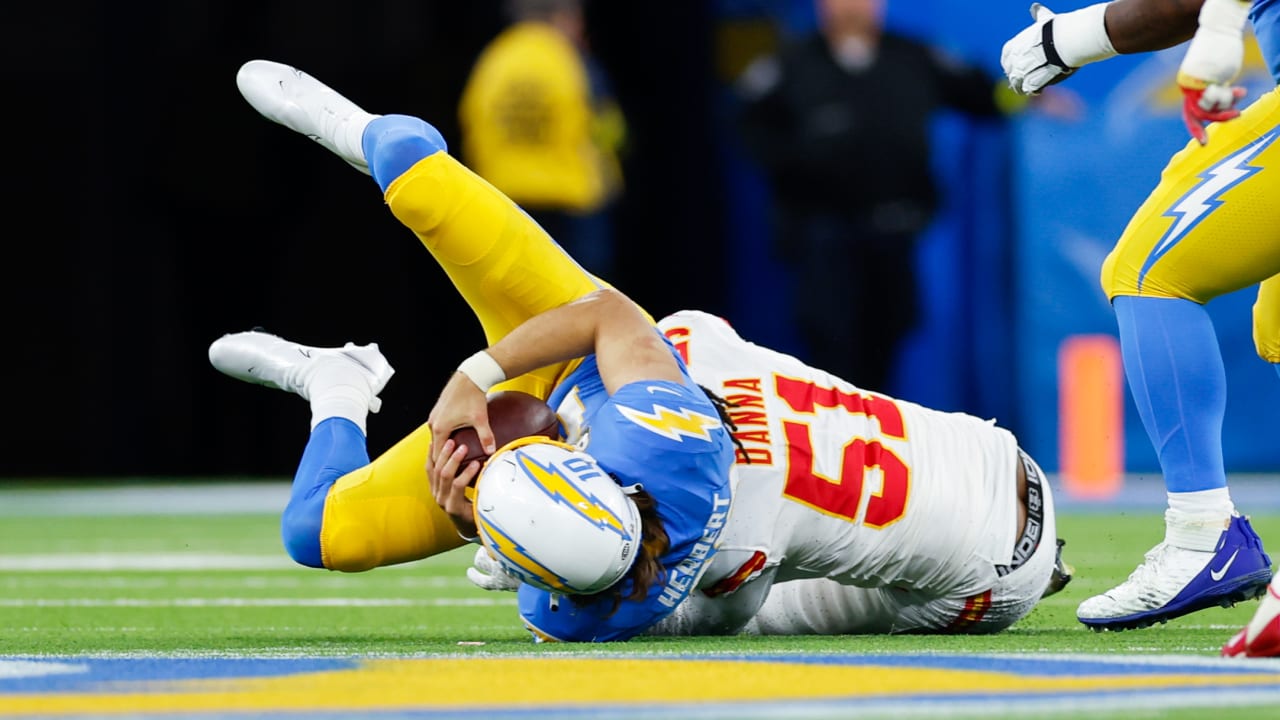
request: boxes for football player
[1001,0,1278,643]
[470,310,1070,636]
[210,60,735,642]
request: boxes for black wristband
[1041,18,1071,69]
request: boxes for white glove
[466,545,520,592]
[1177,0,1251,145]
[1002,2,1117,95]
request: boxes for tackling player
[1001,0,1278,649]
[210,60,735,642]
[469,310,1070,636]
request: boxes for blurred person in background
[1002,0,1276,650]
[458,0,626,278]
[735,0,1015,393]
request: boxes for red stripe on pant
[947,589,993,632]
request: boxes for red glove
[1175,0,1252,145]
[1178,74,1247,146]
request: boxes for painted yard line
[0,660,87,679]
[0,552,470,575]
[0,553,297,571]
[8,625,470,634]
[0,575,471,589]
[0,597,515,608]
[0,483,289,516]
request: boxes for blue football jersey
[521,343,735,641]
[1252,0,1280,81]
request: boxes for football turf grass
[3,482,1279,718]
[4,501,1273,656]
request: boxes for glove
[1178,76,1246,145]
[1177,0,1252,145]
[466,545,520,592]
[1002,2,1116,95]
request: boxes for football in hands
[448,391,560,469]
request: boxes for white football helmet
[471,437,642,595]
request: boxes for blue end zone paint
[6,653,1280,718]
[0,657,356,693]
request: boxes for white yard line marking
[0,660,88,678]
[0,483,289,516]
[1,576,469,589]
[0,553,296,571]
[0,597,514,607]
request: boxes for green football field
[3,480,1280,719]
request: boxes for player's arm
[1107,0,1205,53]
[1002,0,1249,144]
[1175,0,1252,144]
[1001,0,1203,95]
[428,288,682,459]
[645,568,778,637]
[488,287,683,395]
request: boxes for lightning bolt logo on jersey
[518,343,736,642]
[1144,131,1277,287]
[616,403,722,442]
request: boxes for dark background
[8,1,731,477]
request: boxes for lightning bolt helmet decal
[471,437,643,595]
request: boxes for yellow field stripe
[5,657,1280,714]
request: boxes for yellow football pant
[1100,86,1280,363]
[318,150,611,571]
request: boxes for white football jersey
[657,310,1020,600]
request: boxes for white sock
[1165,488,1235,551]
[306,359,374,434]
[336,111,378,163]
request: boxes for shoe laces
[1112,541,1211,601]
[1121,543,1171,589]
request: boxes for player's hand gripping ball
[448,391,560,471]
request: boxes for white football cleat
[235,59,377,173]
[208,329,394,412]
[1077,515,1271,631]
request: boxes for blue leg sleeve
[1113,296,1227,493]
[362,114,448,193]
[280,417,371,568]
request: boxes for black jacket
[738,32,1003,223]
